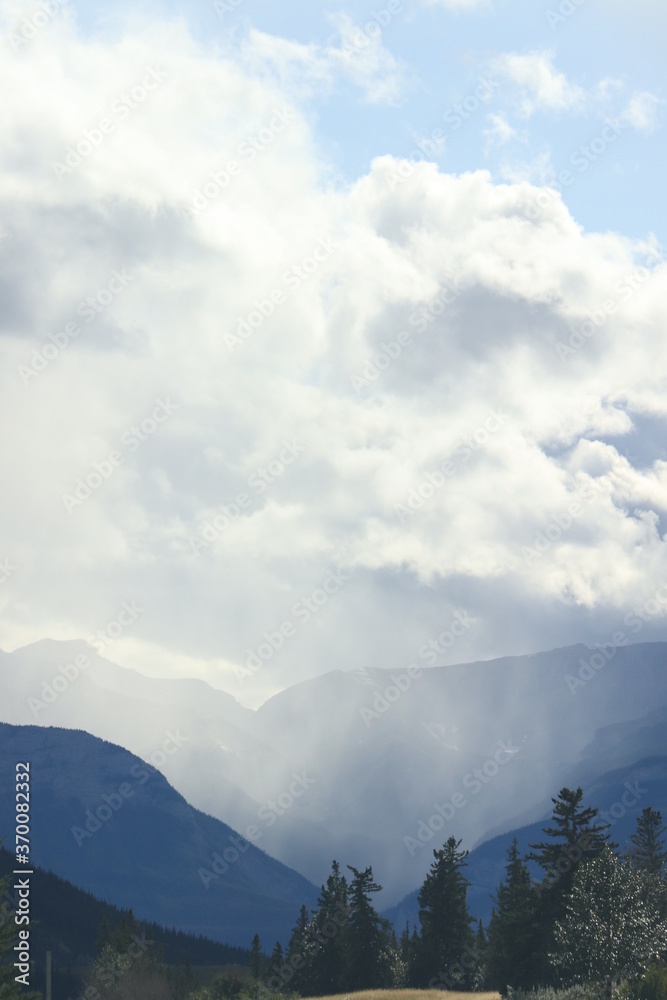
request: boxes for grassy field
[303,991,501,1000]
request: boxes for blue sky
[1,0,667,705]
[72,0,666,240]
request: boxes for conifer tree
[413,836,474,988]
[528,787,615,920]
[268,940,284,988]
[284,905,316,996]
[628,807,667,876]
[249,934,264,981]
[471,920,488,990]
[486,839,541,991]
[400,922,420,983]
[527,786,616,985]
[346,865,394,990]
[309,860,349,995]
[529,787,614,875]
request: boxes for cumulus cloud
[492,50,585,117]
[239,15,410,107]
[2,12,667,707]
[617,91,663,132]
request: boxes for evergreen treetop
[628,807,667,875]
[528,786,616,871]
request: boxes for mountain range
[1,637,666,937]
[0,723,318,947]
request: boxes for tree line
[247,789,667,999]
[2,789,665,999]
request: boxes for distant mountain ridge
[0,724,318,946]
[384,746,667,928]
[1,638,666,908]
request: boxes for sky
[1,0,667,707]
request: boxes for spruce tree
[309,860,349,995]
[268,941,284,989]
[249,934,264,981]
[346,865,394,990]
[528,787,615,917]
[471,920,488,990]
[529,787,614,874]
[486,839,541,991]
[285,905,316,996]
[400,922,420,984]
[628,807,667,876]
[413,835,474,988]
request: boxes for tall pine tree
[486,839,541,991]
[528,787,614,916]
[413,836,474,988]
[284,905,316,996]
[346,865,394,990]
[248,934,264,981]
[527,786,615,985]
[309,860,349,996]
[628,807,667,876]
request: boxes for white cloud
[483,111,518,151]
[3,14,667,704]
[239,16,410,107]
[618,91,663,132]
[492,50,585,117]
